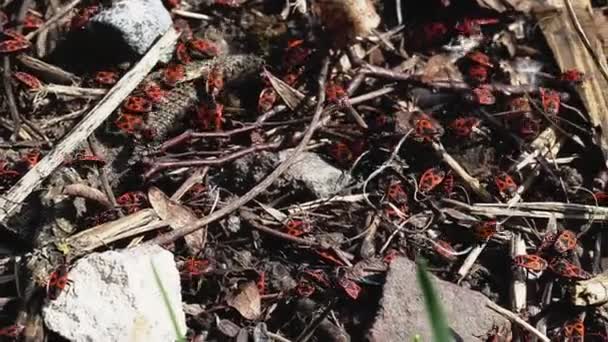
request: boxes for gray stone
[368,257,510,341]
[278,151,352,198]
[43,245,186,342]
[91,0,172,55]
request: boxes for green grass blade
[151,259,187,342]
[416,259,452,342]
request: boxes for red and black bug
[47,264,71,300]
[549,258,591,280]
[123,96,152,113]
[206,67,224,98]
[69,152,106,167]
[258,87,277,113]
[189,38,219,58]
[469,86,495,105]
[513,254,548,273]
[181,257,210,279]
[329,141,353,165]
[412,113,444,142]
[21,150,41,168]
[284,219,312,237]
[116,191,148,214]
[539,87,560,116]
[0,37,30,54]
[468,64,488,83]
[553,230,577,254]
[23,11,44,30]
[560,69,584,84]
[114,113,143,134]
[494,172,517,197]
[562,319,585,342]
[386,180,408,205]
[466,51,493,68]
[419,167,446,193]
[449,117,479,138]
[197,101,224,131]
[142,82,167,103]
[338,276,361,300]
[175,41,191,64]
[95,71,119,86]
[473,220,497,241]
[326,81,348,106]
[70,5,100,30]
[163,64,185,87]
[13,71,42,89]
[0,324,24,339]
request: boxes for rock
[43,245,186,342]
[368,257,510,341]
[278,151,352,198]
[91,0,172,55]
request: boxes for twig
[3,57,21,141]
[146,55,331,246]
[87,136,118,209]
[16,55,79,84]
[171,167,208,201]
[0,28,180,228]
[25,0,80,40]
[485,300,550,342]
[267,331,293,342]
[41,84,107,99]
[63,183,112,209]
[171,9,212,20]
[240,209,317,246]
[431,141,492,201]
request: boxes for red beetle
[539,87,560,116]
[142,82,167,103]
[163,64,185,87]
[123,96,152,113]
[469,87,495,105]
[419,167,446,193]
[197,102,224,131]
[473,220,497,241]
[466,51,493,68]
[562,319,585,342]
[175,41,191,64]
[513,254,548,273]
[554,230,577,254]
[13,71,42,89]
[23,11,44,30]
[494,172,517,197]
[47,264,71,300]
[189,38,219,58]
[95,71,119,86]
[449,117,479,138]
[549,258,591,280]
[114,113,143,134]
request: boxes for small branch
[486,300,550,342]
[171,9,212,20]
[146,55,331,246]
[16,55,80,84]
[41,84,107,99]
[25,0,80,40]
[63,183,112,209]
[240,209,317,246]
[3,57,21,141]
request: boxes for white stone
[279,151,352,199]
[91,0,172,55]
[43,246,186,342]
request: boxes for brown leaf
[148,186,204,251]
[263,69,305,110]
[227,281,261,320]
[420,54,463,84]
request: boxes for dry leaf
[148,187,205,251]
[227,281,261,320]
[263,69,305,110]
[420,54,463,84]
[312,0,380,47]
